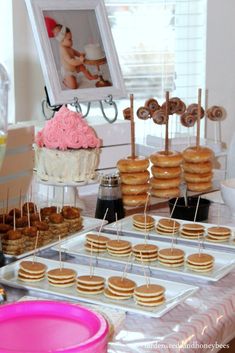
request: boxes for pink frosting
[35,106,101,150]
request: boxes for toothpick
[89,242,94,278]
[98,208,108,236]
[198,233,202,257]
[193,196,201,222]
[59,234,62,270]
[115,212,120,241]
[33,231,39,263]
[13,208,16,231]
[62,186,65,208]
[19,189,22,210]
[121,252,132,280]
[27,197,31,227]
[217,203,221,227]
[170,220,176,253]
[38,208,42,222]
[140,252,150,287]
[144,193,150,214]
[170,197,179,218]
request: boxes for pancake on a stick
[134,284,166,307]
[104,276,136,300]
[18,261,47,282]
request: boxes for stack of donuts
[149,150,183,198]
[182,146,214,192]
[117,156,150,207]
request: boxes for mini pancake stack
[106,239,132,257]
[32,220,54,245]
[18,260,47,282]
[117,156,150,207]
[47,268,77,287]
[76,275,105,295]
[158,248,185,267]
[180,223,205,239]
[85,233,110,253]
[104,276,136,300]
[134,284,165,307]
[186,253,214,272]
[150,150,183,198]
[132,243,158,262]
[2,229,25,256]
[206,226,231,242]
[182,146,214,192]
[22,226,43,251]
[48,213,69,240]
[132,214,155,232]
[155,218,180,236]
[61,206,83,233]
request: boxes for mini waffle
[85,233,110,252]
[206,226,231,242]
[104,276,136,300]
[106,239,132,257]
[158,248,185,267]
[47,268,77,287]
[156,218,180,235]
[180,223,205,239]
[186,253,214,272]
[18,261,47,282]
[132,214,155,231]
[134,284,165,307]
[76,275,105,295]
[132,243,158,262]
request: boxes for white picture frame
[25,0,126,105]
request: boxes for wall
[205,0,235,148]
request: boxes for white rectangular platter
[0,256,198,318]
[103,215,235,252]
[54,231,235,282]
[5,217,106,260]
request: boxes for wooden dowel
[165,91,170,155]
[130,94,136,159]
[196,88,202,148]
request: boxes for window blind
[105,0,207,142]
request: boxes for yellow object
[0,135,7,145]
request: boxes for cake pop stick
[98,208,108,236]
[217,203,221,227]
[62,186,65,208]
[170,220,176,253]
[121,252,132,280]
[140,252,150,287]
[164,91,170,155]
[170,197,179,218]
[198,233,202,257]
[27,197,31,227]
[13,208,16,231]
[89,242,94,278]
[33,231,39,263]
[59,234,62,270]
[196,88,202,148]
[130,94,136,159]
[193,196,201,222]
[115,212,120,242]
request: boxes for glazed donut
[187,104,205,118]
[184,172,213,183]
[150,151,183,167]
[206,106,226,121]
[161,100,177,115]
[123,107,131,120]
[151,188,180,199]
[122,194,149,207]
[180,113,196,127]
[117,156,149,173]
[121,183,149,195]
[144,98,160,115]
[182,146,214,163]
[151,166,181,179]
[22,202,36,215]
[121,171,150,185]
[169,97,182,113]
[183,161,212,174]
[186,182,212,192]
[136,106,150,120]
[150,177,181,190]
[176,100,186,115]
[152,109,167,125]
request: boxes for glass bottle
[95,174,125,224]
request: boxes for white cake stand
[35,174,99,211]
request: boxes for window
[105,0,207,144]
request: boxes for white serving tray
[0,256,198,318]
[103,215,235,252]
[53,231,235,282]
[4,217,106,260]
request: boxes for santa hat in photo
[44,16,57,37]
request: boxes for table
[1,198,235,353]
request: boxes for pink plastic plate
[0,301,108,353]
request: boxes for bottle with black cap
[95,174,125,223]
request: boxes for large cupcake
[35,106,100,183]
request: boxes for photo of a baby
[44,10,112,90]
